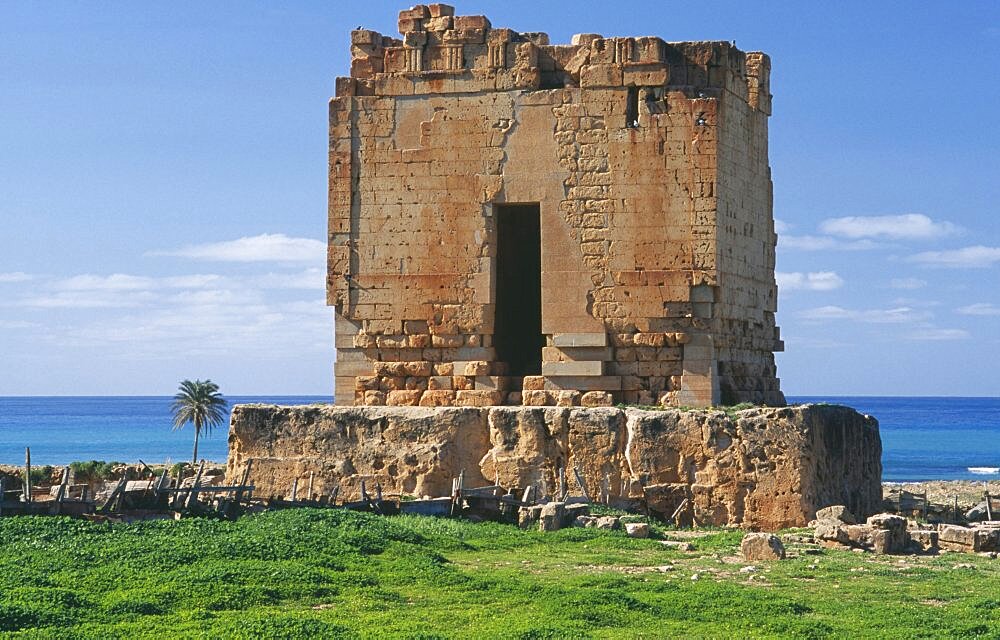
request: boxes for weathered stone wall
[228,403,881,530]
[328,4,784,409]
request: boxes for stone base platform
[227,404,881,531]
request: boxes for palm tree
[170,379,229,464]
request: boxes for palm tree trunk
[192,426,200,465]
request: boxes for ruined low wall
[227,404,881,530]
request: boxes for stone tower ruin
[328,4,784,409]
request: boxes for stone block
[564,503,590,527]
[740,532,785,561]
[541,346,612,362]
[387,390,422,406]
[544,376,622,391]
[814,520,850,546]
[815,505,857,524]
[454,15,489,29]
[455,390,502,407]
[397,18,424,34]
[539,502,566,532]
[522,376,545,391]
[940,525,978,550]
[541,361,603,376]
[419,390,456,406]
[424,16,453,31]
[625,522,649,538]
[580,64,623,88]
[552,333,607,347]
[580,391,613,407]
[909,530,938,553]
[519,505,543,529]
[427,3,454,17]
[522,390,552,406]
[556,390,580,407]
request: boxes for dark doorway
[494,204,543,377]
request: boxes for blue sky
[1,2,998,396]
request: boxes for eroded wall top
[337,3,771,114]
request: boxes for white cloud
[150,233,326,263]
[778,235,879,251]
[776,271,844,291]
[908,245,1000,268]
[55,274,155,291]
[780,336,850,349]
[0,272,33,283]
[904,328,970,341]
[253,268,326,290]
[19,290,157,309]
[957,303,1000,316]
[773,218,791,234]
[160,274,230,289]
[10,263,332,359]
[0,320,37,329]
[890,277,927,290]
[820,214,959,240]
[798,305,930,324]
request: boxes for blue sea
[0,396,997,482]
[0,396,328,467]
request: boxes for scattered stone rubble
[516,502,654,538]
[811,504,1000,556]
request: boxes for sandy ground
[884,480,1000,509]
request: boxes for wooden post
[670,498,689,526]
[308,471,314,501]
[954,495,959,523]
[573,466,592,503]
[100,476,128,514]
[450,474,461,517]
[290,477,299,502]
[986,491,993,521]
[556,465,564,502]
[521,485,534,505]
[54,467,70,514]
[234,459,253,506]
[23,447,31,503]
[185,460,206,509]
[922,490,928,521]
[330,485,340,506]
[137,459,156,479]
[155,468,170,495]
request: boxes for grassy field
[1,510,998,639]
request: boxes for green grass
[0,510,998,638]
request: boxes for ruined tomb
[328,4,785,408]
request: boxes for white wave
[968,466,1000,475]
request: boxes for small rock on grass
[660,540,695,551]
[740,532,786,561]
[625,522,650,538]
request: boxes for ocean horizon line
[1,393,998,400]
